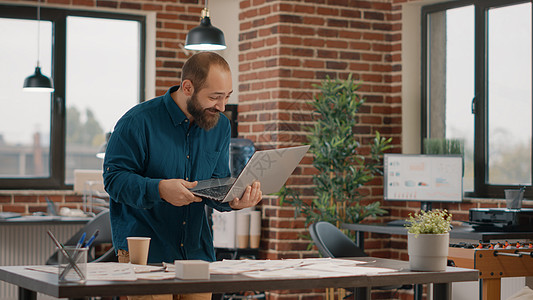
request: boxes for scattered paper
[26,258,398,282]
[209,258,398,278]
[27,263,167,281]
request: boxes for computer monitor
[383,154,463,210]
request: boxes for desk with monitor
[352,154,533,300]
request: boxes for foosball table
[448,241,533,300]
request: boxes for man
[103,52,262,300]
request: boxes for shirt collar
[164,85,190,127]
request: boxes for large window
[0,5,145,189]
[422,0,532,198]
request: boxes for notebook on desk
[191,145,310,203]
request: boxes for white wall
[401,1,424,154]
[211,0,240,105]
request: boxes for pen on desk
[76,232,86,249]
[83,230,99,248]
[47,230,85,280]
[59,230,98,280]
[60,232,91,280]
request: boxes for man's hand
[229,181,262,209]
[159,179,203,207]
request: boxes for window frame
[0,4,146,190]
[421,0,533,198]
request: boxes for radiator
[0,223,85,300]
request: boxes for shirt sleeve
[103,116,162,209]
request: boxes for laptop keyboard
[193,184,233,201]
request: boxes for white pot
[407,232,449,271]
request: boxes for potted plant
[279,74,392,240]
[406,209,452,271]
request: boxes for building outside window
[422,0,532,198]
[0,5,145,189]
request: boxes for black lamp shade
[23,66,54,92]
[185,16,226,51]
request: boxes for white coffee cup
[127,237,151,265]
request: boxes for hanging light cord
[201,0,210,18]
[36,0,41,67]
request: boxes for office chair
[46,209,117,265]
[309,221,411,298]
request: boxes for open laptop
[190,145,310,203]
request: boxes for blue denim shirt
[103,86,232,263]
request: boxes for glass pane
[66,17,140,184]
[0,18,52,178]
[488,3,532,185]
[427,6,475,192]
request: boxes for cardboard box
[174,260,210,280]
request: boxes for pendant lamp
[184,0,226,51]
[23,0,54,92]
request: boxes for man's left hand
[229,181,262,209]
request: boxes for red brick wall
[238,1,405,298]
[0,192,85,214]
[238,0,403,256]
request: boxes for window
[0,5,145,189]
[422,0,532,198]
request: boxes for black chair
[46,209,117,265]
[309,221,411,298]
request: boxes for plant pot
[407,232,449,271]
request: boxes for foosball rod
[493,251,522,257]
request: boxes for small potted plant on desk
[406,209,452,271]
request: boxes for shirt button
[180,243,184,247]
[186,177,189,181]
[183,221,186,225]
[185,120,188,123]
[186,155,190,159]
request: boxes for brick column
[238,0,403,269]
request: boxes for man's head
[180,52,232,130]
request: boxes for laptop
[190,145,310,203]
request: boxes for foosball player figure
[477,241,484,249]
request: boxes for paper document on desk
[209,258,398,278]
[27,263,173,281]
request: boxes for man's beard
[186,92,220,131]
